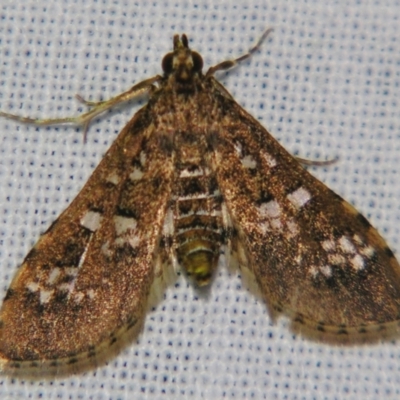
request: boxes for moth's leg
[0,75,161,141]
[295,156,338,167]
[205,28,273,77]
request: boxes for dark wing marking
[209,82,400,343]
[0,108,175,375]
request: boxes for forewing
[209,88,400,343]
[0,108,175,374]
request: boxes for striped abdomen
[173,162,225,286]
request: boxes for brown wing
[0,107,175,375]
[209,84,400,343]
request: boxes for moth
[1,29,400,377]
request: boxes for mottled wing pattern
[209,79,400,343]
[0,108,174,375]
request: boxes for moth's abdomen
[173,166,224,286]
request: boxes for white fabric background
[0,0,399,399]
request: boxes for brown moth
[0,29,400,377]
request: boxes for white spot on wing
[101,241,113,257]
[106,172,120,185]
[262,152,277,168]
[294,254,302,265]
[40,289,53,304]
[257,200,284,233]
[139,151,147,166]
[259,200,281,219]
[287,187,312,209]
[339,236,356,254]
[351,254,365,271]
[47,268,61,285]
[128,235,141,248]
[241,155,257,169]
[328,254,346,265]
[287,220,299,237]
[81,210,103,232]
[309,265,319,278]
[353,234,363,245]
[59,283,74,293]
[114,215,137,236]
[234,142,243,156]
[27,282,39,292]
[258,221,270,234]
[74,292,84,303]
[270,219,282,230]
[322,239,336,252]
[130,169,144,181]
[320,265,332,277]
[361,245,375,258]
[115,237,126,247]
[317,234,373,277]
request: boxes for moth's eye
[162,53,174,74]
[192,52,203,73]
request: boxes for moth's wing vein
[210,94,400,343]
[0,109,175,374]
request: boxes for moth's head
[161,34,204,82]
